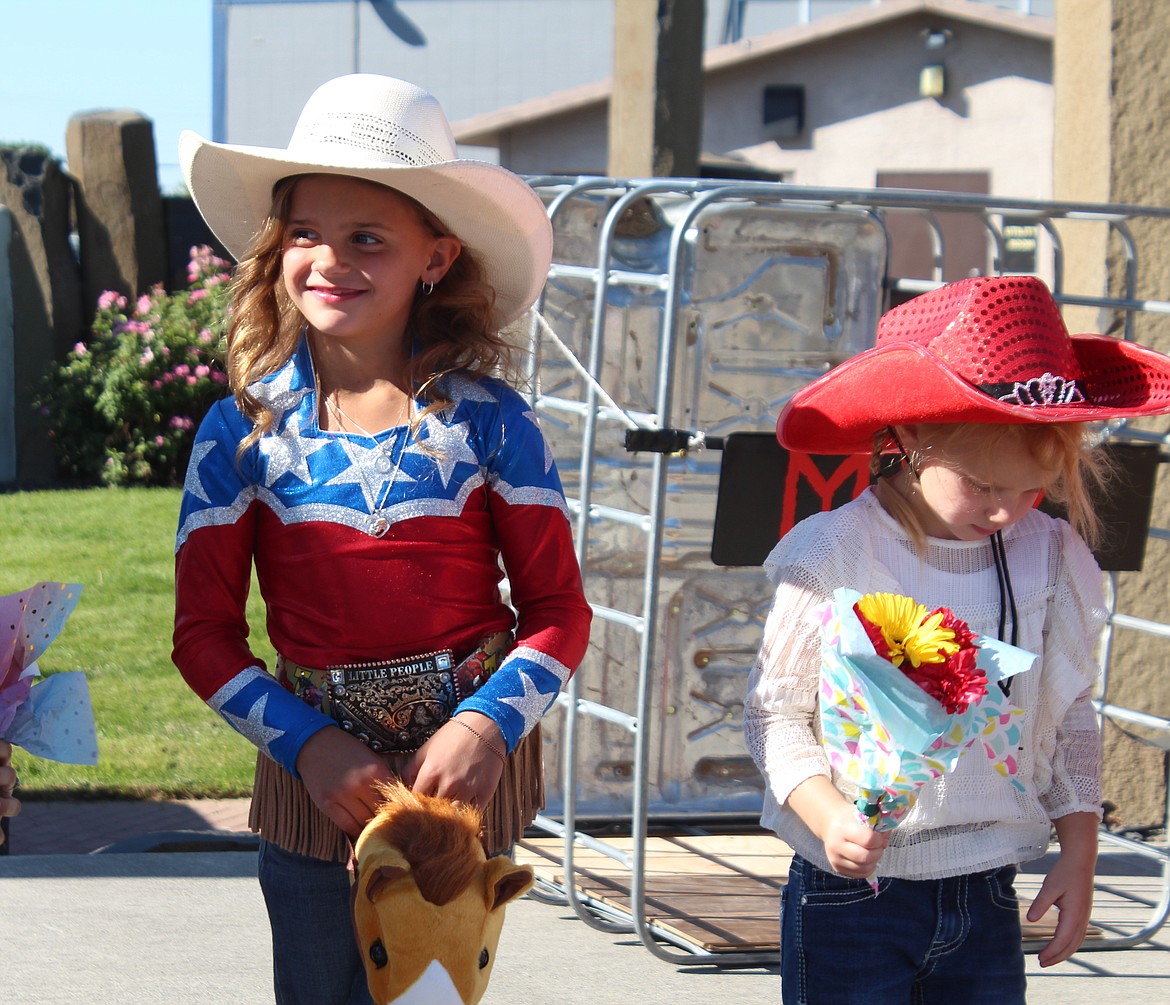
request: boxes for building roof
[452,0,1053,146]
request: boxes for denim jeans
[257,840,375,1005]
[780,855,1027,1005]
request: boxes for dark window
[762,85,804,138]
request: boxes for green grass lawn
[1,488,270,799]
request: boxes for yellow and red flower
[853,592,987,713]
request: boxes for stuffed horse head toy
[352,780,535,1005]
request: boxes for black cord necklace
[990,529,1019,696]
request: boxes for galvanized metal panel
[531,182,885,815]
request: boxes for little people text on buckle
[326,649,456,754]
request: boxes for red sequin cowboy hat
[777,275,1170,454]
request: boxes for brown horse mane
[369,780,485,907]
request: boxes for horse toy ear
[484,854,535,912]
[352,780,535,1005]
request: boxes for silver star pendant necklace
[323,391,413,538]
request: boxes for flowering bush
[37,245,232,486]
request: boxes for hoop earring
[420,280,434,296]
[885,426,921,481]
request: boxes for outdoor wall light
[922,27,954,50]
[920,64,946,99]
[918,26,951,98]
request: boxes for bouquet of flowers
[0,583,98,765]
[817,588,1034,885]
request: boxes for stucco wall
[712,17,1052,195]
[505,105,611,175]
[493,12,1053,199]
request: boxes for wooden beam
[608,0,705,178]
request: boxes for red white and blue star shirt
[172,340,591,776]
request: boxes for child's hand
[402,713,505,809]
[821,802,889,878]
[787,775,889,878]
[295,726,398,838]
[0,739,20,845]
[1029,811,1099,967]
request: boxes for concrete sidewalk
[2,848,1169,1004]
[1,801,1168,1003]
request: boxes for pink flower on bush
[198,329,213,344]
[188,289,208,304]
[195,364,210,378]
[114,320,153,337]
[73,342,88,356]
[188,244,232,284]
[136,294,153,317]
[154,436,165,446]
[97,290,127,311]
[169,416,195,431]
[140,348,155,365]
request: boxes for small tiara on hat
[778,275,1170,453]
[178,74,552,330]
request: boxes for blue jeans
[780,855,1026,1005]
[257,840,375,1005]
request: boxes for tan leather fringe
[248,724,545,860]
[249,752,351,862]
[482,723,545,855]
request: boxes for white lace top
[743,488,1106,880]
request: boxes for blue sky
[1,0,211,192]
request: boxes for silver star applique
[326,438,415,510]
[259,428,331,487]
[252,366,312,427]
[498,670,558,735]
[183,440,217,503]
[416,416,479,489]
[221,692,287,757]
[444,374,499,406]
[523,409,554,474]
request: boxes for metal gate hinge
[623,429,723,454]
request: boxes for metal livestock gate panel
[517,177,1170,963]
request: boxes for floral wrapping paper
[817,587,1034,831]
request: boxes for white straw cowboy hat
[178,73,552,329]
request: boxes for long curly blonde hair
[224,174,523,453]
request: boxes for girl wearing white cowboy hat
[744,275,1170,1004]
[171,74,591,1005]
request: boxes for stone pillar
[66,110,167,309]
[1054,0,1170,829]
[608,0,706,179]
[0,149,83,485]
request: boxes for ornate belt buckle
[326,650,456,754]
